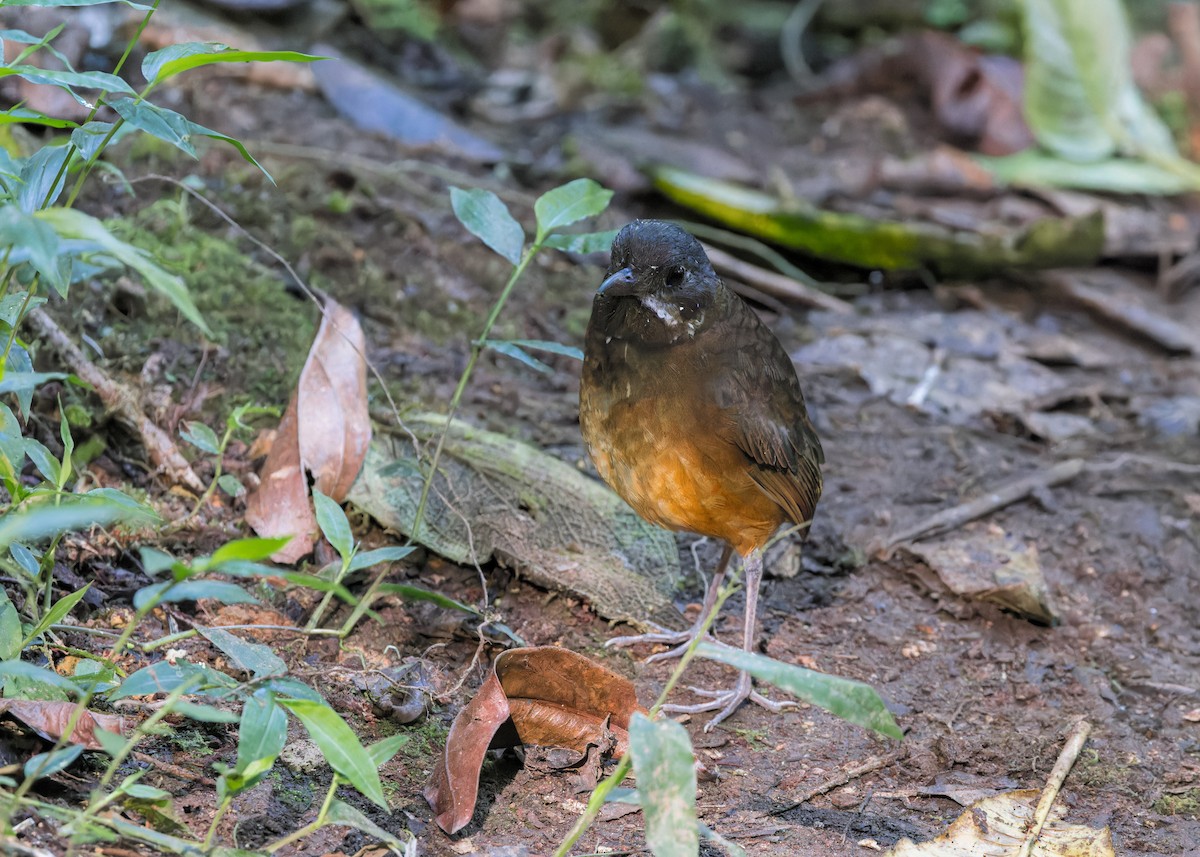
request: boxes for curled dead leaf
[0,699,126,750]
[425,646,644,835]
[245,299,370,563]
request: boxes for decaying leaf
[0,699,126,750]
[246,300,370,563]
[886,788,1114,856]
[425,646,644,835]
[347,415,684,631]
[906,528,1059,625]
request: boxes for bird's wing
[709,292,824,529]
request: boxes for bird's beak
[597,267,636,297]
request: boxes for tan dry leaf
[245,300,370,563]
[886,789,1114,857]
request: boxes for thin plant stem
[264,777,340,853]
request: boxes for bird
[579,220,824,730]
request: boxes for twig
[703,244,854,314]
[131,751,214,787]
[25,308,204,493]
[906,347,945,408]
[1043,270,1199,355]
[769,751,903,816]
[1016,720,1091,857]
[883,458,1085,548]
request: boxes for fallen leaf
[425,646,644,834]
[0,699,126,750]
[246,299,370,563]
[886,788,1114,856]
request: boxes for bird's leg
[605,544,733,662]
[663,547,798,731]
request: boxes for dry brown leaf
[0,699,126,750]
[886,788,1114,857]
[425,646,644,835]
[246,299,370,563]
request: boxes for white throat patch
[641,294,702,337]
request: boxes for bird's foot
[604,623,716,664]
[663,671,797,731]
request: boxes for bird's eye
[664,266,686,288]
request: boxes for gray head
[598,220,717,305]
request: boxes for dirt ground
[24,25,1200,857]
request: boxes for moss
[1153,789,1200,818]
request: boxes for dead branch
[703,244,856,314]
[25,308,205,493]
[769,751,903,816]
[884,459,1086,549]
[1017,720,1091,857]
[1043,271,1199,354]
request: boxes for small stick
[769,751,903,816]
[1043,271,1198,355]
[703,244,855,314]
[1016,720,1091,857]
[884,458,1085,548]
[26,308,205,492]
[131,751,215,787]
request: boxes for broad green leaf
[169,700,240,723]
[209,537,289,565]
[120,782,172,802]
[265,677,324,702]
[344,545,415,573]
[449,186,524,265]
[198,627,286,678]
[142,43,325,86]
[179,421,220,454]
[24,745,84,780]
[108,660,234,700]
[326,799,411,850]
[696,643,903,740]
[542,229,619,255]
[0,371,68,395]
[22,439,61,485]
[628,713,699,857]
[0,66,133,100]
[1,0,152,8]
[80,488,159,522]
[313,490,353,562]
[366,733,410,768]
[17,145,69,211]
[976,150,1200,194]
[9,544,39,578]
[236,691,288,775]
[484,340,552,375]
[0,205,64,293]
[0,590,21,661]
[22,584,91,649]
[7,346,37,419]
[34,208,211,335]
[0,106,78,130]
[139,547,178,576]
[275,571,358,605]
[133,580,258,611]
[533,178,612,242]
[0,660,79,696]
[375,582,480,615]
[0,496,136,550]
[217,474,245,497]
[0,291,46,328]
[93,726,126,757]
[69,120,118,162]
[498,339,583,361]
[278,699,387,810]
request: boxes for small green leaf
[22,584,91,649]
[0,660,79,696]
[0,371,68,395]
[0,591,21,661]
[9,544,39,578]
[628,713,699,857]
[21,439,60,485]
[93,726,127,757]
[179,421,220,454]
[313,490,354,562]
[484,340,552,374]
[168,700,240,724]
[449,186,524,265]
[133,580,258,611]
[264,677,324,702]
[696,643,903,740]
[198,627,286,678]
[375,583,480,615]
[0,496,137,551]
[236,691,288,776]
[108,660,232,700]
[344,545,414,573]
[209,537,289,565]
[278,699,387,810]
[500,339,584,361]
[0,66,134,100]
[217,474,245,498]
[533,178,613,242]
[0,206,64,293]
[142,43,326,86]
[367,733,410,768]
[542,229,619,255]
[326,799,411,850]
[24,745,84,780]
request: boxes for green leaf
[499,339,584,361]
[22,584,90,649]
[34,208,211,336]
[58,409,74,490]
[0,591,21,661]
[81,488,159,523]
[8,346,38,419]
[24,745,84,780]
[209,537,289,565]
[326,799,412,850]
[9,543,39,578]
[16,145,69,211]
[22,439,61,485]
[198,627,286,678]
[0,66,134,101]
[0,660,79,696]
[627,713,699,857]
[168,700,240,724]
[1,0,152,8]
[484,340,552,374]
[313,490,353,562]
[0,496,138,550]
[375,582,480,615]
[1020,0,1177,163]
[0,371,68,395]
[142,43,326,86]
[975,150,1200,194]
[695,643,903,740]
[69,120,118,162]
[278,699,387,810]
[108,660,233,700]
[533,178,612,242]
[344,545,415,573]
[0,205,64,293]
[366,733,410,768]
[133,580,259,611]
[93,726,127,757]
[264,677,324,702]
[236,691,288,776]
[217,474,245,498]
[542,229,619,255]
[179,421,220,454]
[449,186,524,265]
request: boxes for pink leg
[605,545,733,662]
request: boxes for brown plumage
[579,220,824,729]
